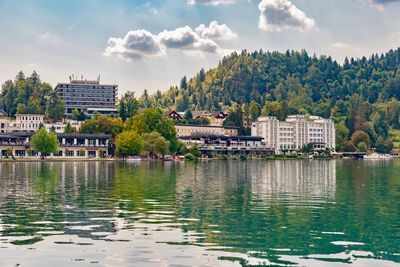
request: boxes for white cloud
[258,0,316,32]
[103,30,164,60]
[196,21,238,40]
[104,22,237,60]
[188,0,236,5]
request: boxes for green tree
[336,122,350,147]
[351,130,371,148]
[46,91,64,121]
[30,128,59,158]
[115,130,143,157]
[357,141,368,152]
[184,109,193,120]
[142,131,170,157]
[126,108,178,152]
[249,100,261,121]
[118,91,139,121]
[64,122,73,133]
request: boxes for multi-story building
[251,115,335,151]
[55,76,117,117]
[175,124,238,138]
[10,114,45,132]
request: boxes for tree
[336,122,349,147]
[64,122,73,133]
[46,91,64,121]
[142,131,170,157]
[115,130,143,157]
[357,141,368,152]
[342,140,356,152]
[375,136,393,154]
[72,109,80,120]
[118,91,139,121]
[249,100,261,121]
[351,130,371,148]
[30,128,59,158]
[126,108,178,152]
[184,109,193,120]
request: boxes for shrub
[184,153,194,161]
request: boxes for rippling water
[0,160,399,266]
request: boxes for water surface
[0,160,399,266]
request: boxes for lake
[0,160,399,267]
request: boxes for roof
[175,124,238,129]
[180,134,263,141]
[0,132,111,139]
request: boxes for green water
[0,160,398,266]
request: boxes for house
[164,110,183,120]
[175,124,238,137]
[192,110,229,126]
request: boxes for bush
[219,154,228,160]
[184,153,194,161]
[240,155,247,160]
[231,155,238,160]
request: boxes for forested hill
[149,48,400,148]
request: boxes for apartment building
[251,115,335,151]
[55,76,117,117]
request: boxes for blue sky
[0,0,400,96]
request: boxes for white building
[11,114,45,132]
[251,115,335,151]
[175,124,238,138]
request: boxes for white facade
[175,124,238,137]
[251,115,335,151]
[12,114,45,132]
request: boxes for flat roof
[0,132,111,139]
[180,134,263,141]
[175,124,239,129]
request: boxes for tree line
[137,48,400,152]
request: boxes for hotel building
[251,115,335,151]
[55,76,117,117]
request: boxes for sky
[0,0,400,97]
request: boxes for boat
[163,155,173,161]
[363,153,393,160]
[125,156,142,162]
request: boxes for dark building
[55,76,118,117]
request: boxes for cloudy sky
[0,0,400,96]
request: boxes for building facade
[0,132,110,158]
[175,124,238,137]
[251,115,335,151]
[11,114,45,132]
[55,77,117,117]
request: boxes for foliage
[357,141,368,152]
[30,128,59,157]
[46,91,64,121]
[1,71,55,117]
[118,91,139,121]
[142,131,170,157]
[72,109,87,121]
[375,136,394,154]
[126,108,178,152]
[140,48,400,146]
[184,153,194,161]
[351,130,371,148]
[115,130,143,157]
[64,122,73,133]
[80,115,123,137]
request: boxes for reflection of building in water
[249,160,336,199]
[175,160,336,206]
